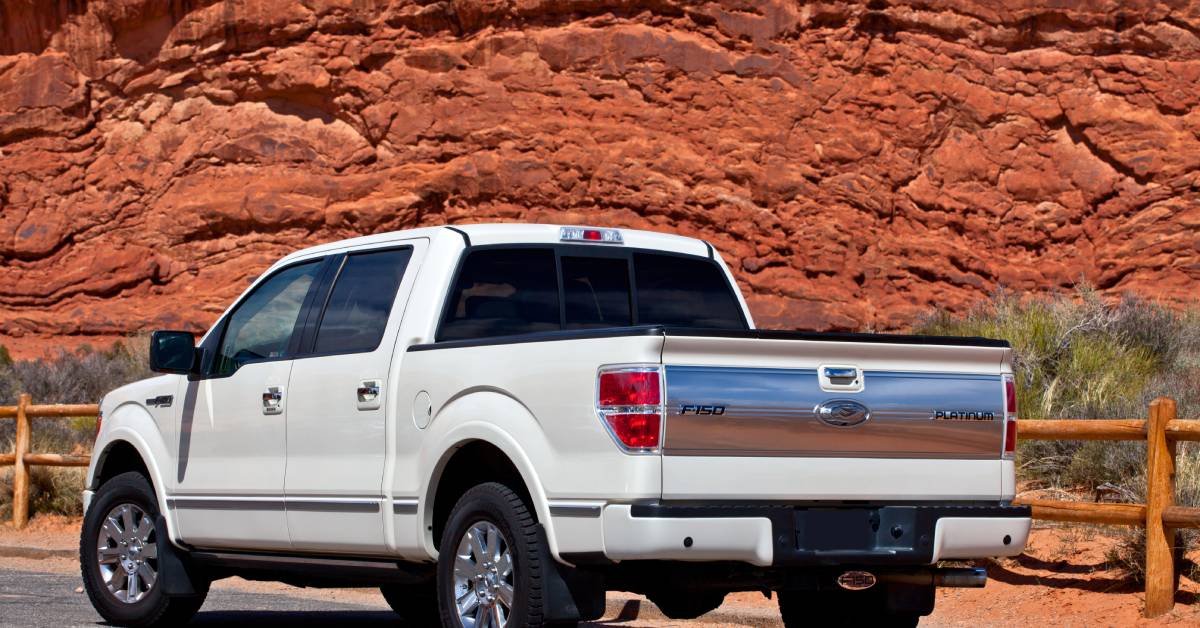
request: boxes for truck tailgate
[659,331,1013,501]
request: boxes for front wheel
[437,482,549,628]
[80,472,207,627]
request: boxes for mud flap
[154,515,206,597]
[538,525,606,622]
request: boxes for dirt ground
[3,516,1198,627]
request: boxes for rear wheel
[778,589,921,627]
[648,590,727,619]
[80,472,207,627]
[437,482,550,628]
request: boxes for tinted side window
[215,261,322,375]
[562,256,631,329]
[439,249,560,341]
[313,248,413,354]
[634,253,745,329]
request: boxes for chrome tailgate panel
[664,366,1004,459]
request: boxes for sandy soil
[3,517,1197,626]
[0,514,80,552]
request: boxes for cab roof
[277,223,713,266]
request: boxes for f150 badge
[815,400,870,427]
[680,404,726,415]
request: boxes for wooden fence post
[1144,397,1177,618]
[12,393,32,529]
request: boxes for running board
[189,550,433,587]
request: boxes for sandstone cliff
[1,1,1198,356]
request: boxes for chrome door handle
[823,367,858,383]
[357,382,380,402]
[357,380,382,410]
[262,387,283,415]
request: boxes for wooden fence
[1014,397,1200,618]
[1,394,1199,616]
[0,394,98,529]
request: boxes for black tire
[648,590,727,619]
[778,589,919,627]
[381,581,441,625]
[80,471,207,627]
[437,482,547,627]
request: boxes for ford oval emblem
[815,400,871,428]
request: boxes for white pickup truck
[81,223,1030,627]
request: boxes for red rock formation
[1,1,1198,357]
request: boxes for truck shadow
[126,600,691,627]
[987,556,1199,606]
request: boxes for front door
[285,241,423,553]
[173,259,324,550]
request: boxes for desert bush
[915,287,1200,581]
[0,424,95,519]
[915,287,1198,422]
[0,338,151,518]
[0,336,151,406]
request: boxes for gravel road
[0,567,402,628]
[0,560,788,627]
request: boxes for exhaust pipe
[934,567,988,588]
[870,567,988,589]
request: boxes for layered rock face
[1,1,1198,357]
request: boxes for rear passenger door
[284,240,425,553]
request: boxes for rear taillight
[597,367,662,452]
[95,405,103,439]
[1003,375,1017,458]
[599,370,660,406]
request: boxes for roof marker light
[560,227,623,244]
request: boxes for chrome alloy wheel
[452,520,515,628]
[96,503,158,604]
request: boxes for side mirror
[150,330,197,375]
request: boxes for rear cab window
[437,245,746,342]
[562,256,632,329]
[438,248,560,341]
[633,252,745,329]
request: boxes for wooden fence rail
[1,394,99,529]
[1015,397,1200,618]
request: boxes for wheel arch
[422,431,554,560]
[87,402,178,543]
[92,439,151,489]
